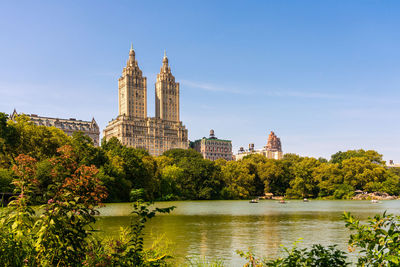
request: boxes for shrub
[237,241,348,267]
[344,211,400,266]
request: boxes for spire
[129,43,135,64]
[162,49,168,65]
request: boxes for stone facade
[10,110,100,146]
[192,130,233,161]
[103,46,188,156]
[235,131,283,161]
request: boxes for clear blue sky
[1,0,400,162]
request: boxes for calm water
[95,200,400,266]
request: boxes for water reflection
[95,200,400,266]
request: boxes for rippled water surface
[95,200,400,266]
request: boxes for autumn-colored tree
[34,145,108,265]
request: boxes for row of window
[205,153,232,157]
[206,147,231,152]
[205,141,231,146]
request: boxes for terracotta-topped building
[235,131,283,161]
[266,131,282,152]
[103,45,188,156]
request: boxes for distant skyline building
[103,45,188,156]
[192,129,233,161]
[10,109,100,146]
[235,131,283,160]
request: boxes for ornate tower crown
[266,131,282,152]
[155,50,180,122]
[118,45,147,118]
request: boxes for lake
[95,200,400,266]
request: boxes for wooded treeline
[1,112,399,202]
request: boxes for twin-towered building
[11,45,284,159]
[103,46,188,156]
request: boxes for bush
[0,147,175,266]
[344,211,400,266]
[238,241,348,267]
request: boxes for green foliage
[0,168,13,193]
[7,114,71,163]
[342,157,387,191]
[159,149,224,200]
[344,211,400,266]
[122,200,175,266]
[2,111,400,202]
[257,159,288,196]
[219,160,255,199]
[265,244,348,266]
[238,241,348,266]
[71,131,107,167]
[0,112,19,168]
[0,145,175,266]
[332,184,354,199]
[286,157,321,198]
[330,149,384,165]
[33,146,108,266]
[0,154,37,266]
[2,114,400,266]
[131,188,145,202]
[381,169,400,195]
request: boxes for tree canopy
[1,111,399,202]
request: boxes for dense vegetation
[0,145,175,266]
[1,146,399,266]
[1,112,400,203]
[1,112,400,266]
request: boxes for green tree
[381,171,400,195]
[71,131,107,167]
[313,163,343,197]
[162,149,223,200]
[241,155,267,196]
[220,161,255,199]
[0,112,19,168]
[158,164,184,200]
[286,157,320,198]
[8,114,70,162]
[330,149,384,165]
[257,159,288,196]
[101,138,156,201]
[341,157,387,192]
